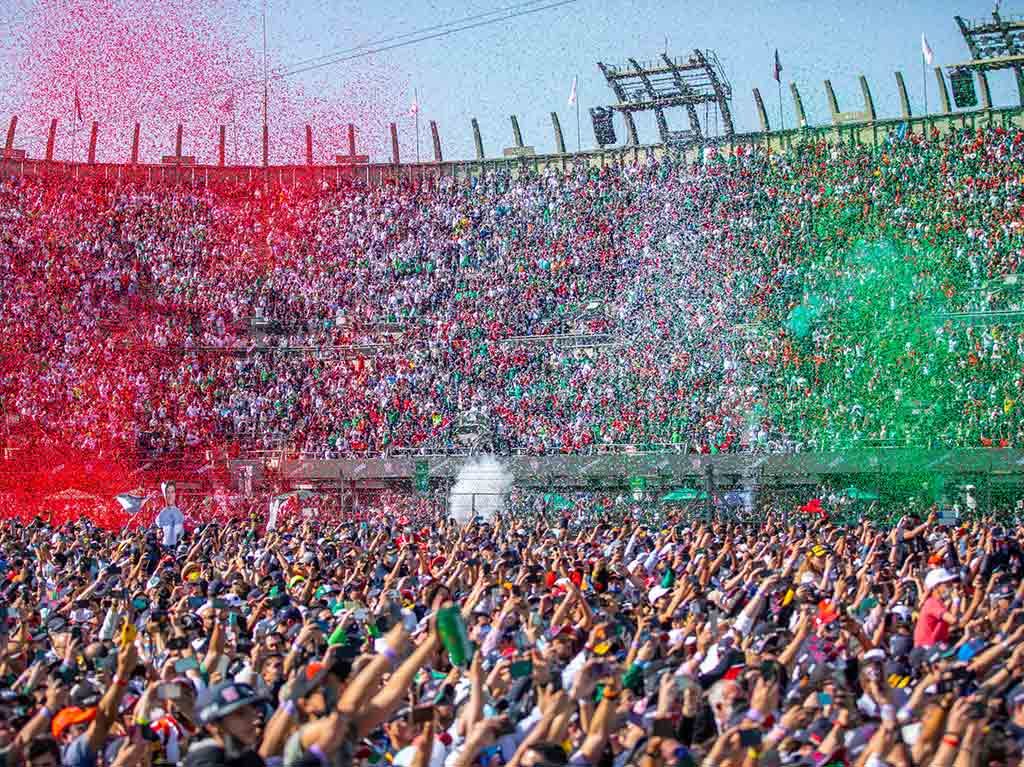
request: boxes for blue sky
[1,0,1020,163]
[255,0,1020,161]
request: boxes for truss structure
[952,11,1024,101]
[597,49,734,146]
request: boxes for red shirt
[914,595,949,647]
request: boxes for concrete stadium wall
[3,100,1024,188]
[231,447,1024,489]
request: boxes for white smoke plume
[448,456,515,525]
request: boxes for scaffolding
[597,49,734,146]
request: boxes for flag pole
[576,73,581,151]
[415,87,420,164]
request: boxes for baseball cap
[924,568,957,592]
[196,682,267,724]
[51,707,97,738]
[70,681,102,708]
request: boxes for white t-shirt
[156,506,185,546]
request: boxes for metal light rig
[950,10,1024,106]
[596,49,734,147]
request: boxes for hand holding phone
[652,717,675,738]
[411,705,435,725]
[157,683,182,699]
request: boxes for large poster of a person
[155,481,185,547]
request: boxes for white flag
[115,493,147,515]
[921,33,935,66]
[568,75,577,107]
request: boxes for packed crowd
[2,126,1024,464]
[3,485,1024,767]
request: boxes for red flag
[773,49,782,83]
[74,88,83,122]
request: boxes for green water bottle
[436,606,473,667]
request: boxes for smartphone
[509,660,533,679]
[157,683,181,699]
[187,596,206,610]
[131,596,149,611]
[818,692,832,707]
[708,607,719,637]
[652,718,675,738]
[739,729,763,748]
[212,599,231,610]
[411,705,435,725]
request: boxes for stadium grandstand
[2,8,1024,526]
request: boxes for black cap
[196,682,266,724]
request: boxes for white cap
[924,567,957,592]
[648,585,670,604]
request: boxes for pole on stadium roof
[752,89,770,132]
[471,118,484,160]
[978,70,993,108]
[858,76,877,121]
[789,83,807,128]
[87,122,98,164]
[390,122,399,164]
[510,115,524,149]
[895,72,912,118]
[130,123,140,164]
[550,112,566,154]
[175,124,183,159]
[429,121,442,162]
[4,116,16,152]
[348,124,356,157]
[219,126,226,167]
[823,79,840,117]
[45,119,56,162]
[934,67,952,114]
[305,125,313,166]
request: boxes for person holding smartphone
[914,568,960,649]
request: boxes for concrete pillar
[978,70,993,109]
[130,123,140,164]
[471,118,484,160]
[5,116,16,150]
[45,119,56,162]
[895,72,912,118]
[752,88,770,132]
[934,68,951,114]
[789,83,808,128]
[510,115,523,148]
[551,112,566,153]
[859,75,877,121]
[87,122,98,164]
[824,80,840,118]
[429,121,442,162]
[624,113,639,145]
